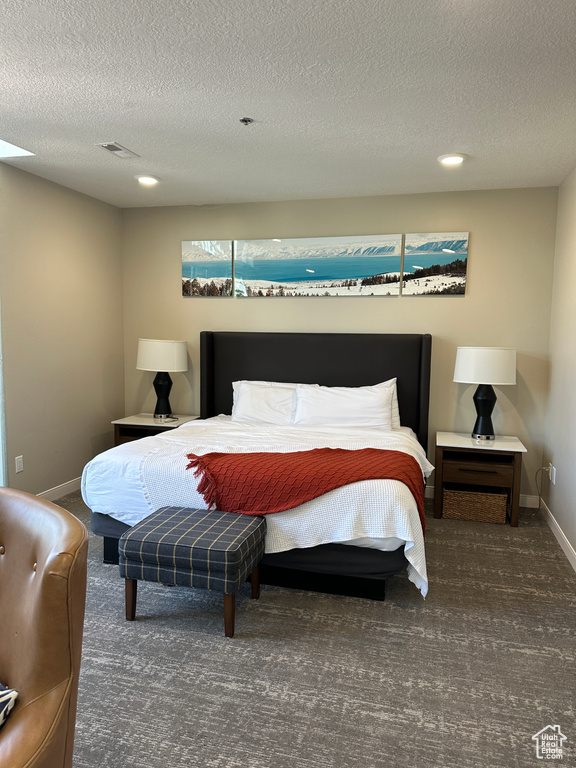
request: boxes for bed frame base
[103,535,121,565]
[100,536,397,601]
[259,565,387,601]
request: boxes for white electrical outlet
[550,465,556,484]
[15,455,24,473]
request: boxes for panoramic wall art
[181,232,468,297]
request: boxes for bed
[84,331,432,600]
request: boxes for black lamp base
[153,372,173,419]
[472,383,496,440]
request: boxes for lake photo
[182,240,233,297]
[234,235,403,297]
[181,232,469,297]
[402,232,469,296]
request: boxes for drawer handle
[458,468,498,474]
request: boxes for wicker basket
[443,488,507,524]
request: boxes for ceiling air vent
[96,142,140,159]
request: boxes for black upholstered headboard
[200,331,431,449]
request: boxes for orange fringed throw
[186,448,425,533]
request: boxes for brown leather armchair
[0,488,88,768]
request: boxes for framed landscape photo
[181,232,469,298]
[182,240,233,297]
[402,233,469,295]
[234,235,403,297]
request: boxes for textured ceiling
[2,0,576,207]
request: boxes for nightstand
[112,413,198,446]
[434,431,527,526]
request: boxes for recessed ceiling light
[0,139,35,158]
[438,153,468,166]
[135,175,160,186]
[272,238,281,242]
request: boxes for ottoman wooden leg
[250,565,260,599]
[223,593,235,638]
[125,578,137,621]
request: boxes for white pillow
[0,684,18,731]
[230,378,400,427]
[294,379,400,427]
[231,381,297,425]
[232,379,302,392]
[293,382,394,428]
[373,378,400,428]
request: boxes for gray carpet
[58,492,575,768]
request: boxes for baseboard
[426,485,540,509]
[540,499,576,574]
[38,477,81,502]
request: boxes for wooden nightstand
[112,413,198,446]
[434,431,527,526]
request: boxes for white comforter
[81,416,434,596]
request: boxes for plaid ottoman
[119,506,266,637]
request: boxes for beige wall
[0,165,124,495]
[122,187,558,498]
[0,171,560,507]
[544,165,576,552]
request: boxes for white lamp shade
[136,339,188,372]
[453,347,516,385]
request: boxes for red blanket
[186,448,425,532]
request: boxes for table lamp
[136,338,188,420]
[453,346,516,440]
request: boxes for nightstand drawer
[442,460,514,486]
[114,424,172,444]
